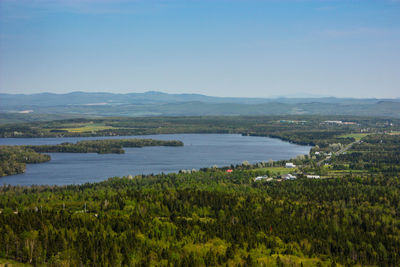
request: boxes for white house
[307,175,320,179]
[283,174,296,180]
[323,120,343,124]
[285,163,296,168]
[254,175,269,181]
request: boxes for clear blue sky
[0,0,399,98]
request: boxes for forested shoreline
[1,116,397,146]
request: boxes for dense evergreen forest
[0,139,183,177]
[0,166,399,266]
[0,115,400,266]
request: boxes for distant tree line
[1,115,397,148]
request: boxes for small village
[253,162,320,182]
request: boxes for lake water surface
[0,134,311,186]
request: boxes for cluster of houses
[283,173,297,179]
[253,173,320,182]
[254,175,273,182]
[254,173,298,182]
[313,151,332,156]
[321,120,357,125]
[254,162,321,182]
[279,120,307,124]
[285,162,296,168]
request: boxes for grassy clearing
[327,169,366,173]
[56,123,115,133]
[251,167,298,175]
[321,166,368,177]
[338,133,370,141]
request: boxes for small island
[0,138,183,177]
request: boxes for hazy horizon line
[1,90,399,100]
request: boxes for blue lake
[0,134,311,186]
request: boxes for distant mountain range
[1,91,400,118]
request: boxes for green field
[338,133,370,141]
[55,122,116,133]
[251,167,298,175]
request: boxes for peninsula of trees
[24,138,184,154]
[0,146,50,177]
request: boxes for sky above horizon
[0,0,399,98]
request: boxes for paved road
[336,140,360,155]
